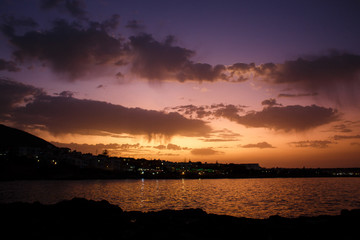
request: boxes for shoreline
[2,174,360,181]
[1,198,359,239]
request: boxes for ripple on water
[1,178,360,218]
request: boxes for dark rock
[1,198,360,240]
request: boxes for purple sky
[1,0,360,167]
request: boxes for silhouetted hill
[0,124,55,150]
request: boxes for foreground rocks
[1,198,359,239]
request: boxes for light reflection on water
[1,178,360,218]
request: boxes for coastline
[1,198,359,239]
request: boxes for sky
[1,0,360,168]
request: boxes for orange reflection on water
[1,178,360,218]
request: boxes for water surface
[1,178,360,218]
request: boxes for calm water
[1,178,360,219]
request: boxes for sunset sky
[1,0,360,167]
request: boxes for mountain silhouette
[0,124,55,150]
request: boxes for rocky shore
[1,198,359,239]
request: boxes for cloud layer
[2,5,360,101]
[170,103,339,132]
[0,78,211,138]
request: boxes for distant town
[2,143,360,180]
[1,124,360,180]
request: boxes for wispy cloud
[288,140,334,149]
[333,135,360,140]
[191,148,224,156]
[153,143,187,151]
[278,92,318,98]
[200,128,242,142]
[241,142,275,149]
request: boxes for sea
[1,178,360,219]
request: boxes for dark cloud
[227,62,276,82]
[169,105,204,118]
[129,33,227,82]
[2,10,228,83]
[242,142,275,149]
[125,20,145,30]
[0,78,44,119]
[129,33,192,81]
[3,7,360,93]
[2,19,124,80]
[0,15,38,38]
[288,140,334,149]
[96,14,120,32]
[187,51,360,98]
[191,148,223,156]
[166,143,182,151]
[54,90,75,98]
[0,79,211,138]
[228,52,360,87]
[227,62,255,82]
[253,62,277,76]
[265,52,360,85]
[228,62,255,72]
[213,104,244,120]
[115,72,124,79]
[325,121,360,133]
[15,96,211,138]
[231,105,339,131]
[169,104,212,119]
[263,52,360,105]
[153,145,166,150]
[261,98,282,108]
[40,0,87,19]
[153,143,183,151]
[334,135,360,140]
[169,103,245,120]
[200,128,242,142]
[170,102,339,132]
[178,63,227,82]
[227,52,360,105]
[0,59,20,72]
[330,124,353,133]
[0,15,38,32]
[277,92,318,98]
